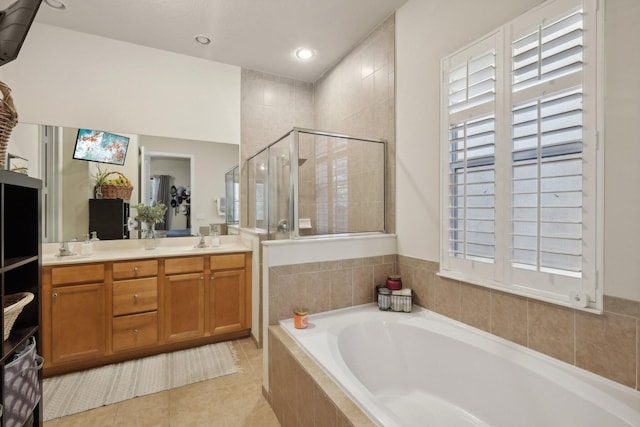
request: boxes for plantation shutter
[507,1,599,307]
[440,0,601,311]
[442,35,500,280]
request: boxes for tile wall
[268,326,375,427]
[314,15,396,234]
[268,256,395,325]
[397,255,640,391]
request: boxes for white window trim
[439,0,603,313]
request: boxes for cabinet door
[51,283,106,365]
[210,269,246,335]
[164,272,205,341]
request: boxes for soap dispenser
[80,234,93,256]
[211,230,221,247]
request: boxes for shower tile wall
[240,71,314,227]
[397,255,640,391]
[313,15,396,234]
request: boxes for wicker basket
[3,292,34,341]
[0,82,19,169]
[95,171,133,200]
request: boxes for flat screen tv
[73,129,130,166]
[0,0,42,66]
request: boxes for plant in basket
[92,165,133,199]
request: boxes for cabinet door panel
[164,273,205,341]
[51,283,105,364]
[113,312,158,352]
[210,269,245,335]
[113,277,158,316]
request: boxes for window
[440,0,602,312]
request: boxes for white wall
[0,23,240,145]
[7,122,40,178]
[395,0,640,301]
[395,0,543,261]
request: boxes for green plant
[134,202,168,225]
[92,165,110,186]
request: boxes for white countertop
[42,235,251,266]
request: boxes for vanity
[41,237,252,377]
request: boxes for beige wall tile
[331,269,354,310]
[352,265,375,305]
[528,299,575,364]
[575,311,637,388]
[491,291,527,346]
[314,385,338,427]
[460,283,491,332]
[433,275,461,320]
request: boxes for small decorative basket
[0,82,19,169]
[3,292,34,341]
[96,171,133,200]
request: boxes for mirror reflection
[8,122,239,243]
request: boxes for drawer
[113,277,158,316]
[113,259,158,280]
[210,253,245,270]
[52,264,105,286]
[164,256,204,275]
[112,312,158,352]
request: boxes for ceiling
[34,0,408,82]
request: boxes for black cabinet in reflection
[89,199,130,240]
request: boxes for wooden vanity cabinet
[163,256,206,342]
[209,254,247,335]
[44,264,106,366]
[112,259,159,352]
[42,251,251,376]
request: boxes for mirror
[8,122,239,243]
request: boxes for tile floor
[43,338,281,427]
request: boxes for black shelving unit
[0,170,42,426]
[89,198,130,240]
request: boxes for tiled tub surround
[396,255,640,392]
[268,326,375,427]
[266,251,640,425]
[274,305,640,427]
[268,255,395,325]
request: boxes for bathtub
[280,304,640,427]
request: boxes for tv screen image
[73,129,130,166]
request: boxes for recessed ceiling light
[44,0,66,10]
[295,47,315,60]
[194,35,212,45]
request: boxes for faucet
[277,219,289,233]
[58,241,76,257]
[194,233,209,249]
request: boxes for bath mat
[42,342,239,421]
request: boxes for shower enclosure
[245,128,386,239]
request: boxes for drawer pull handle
[133,293,139,300]
[133,267,139,273]
[211,275,215,281]
[200,276,204,281]
[52,292,58,299]
[133,329,139,335]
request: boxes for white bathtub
[280,304,640,427]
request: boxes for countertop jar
[377,287,391,311]
[293,308,309,329]
[386,274,402,291]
